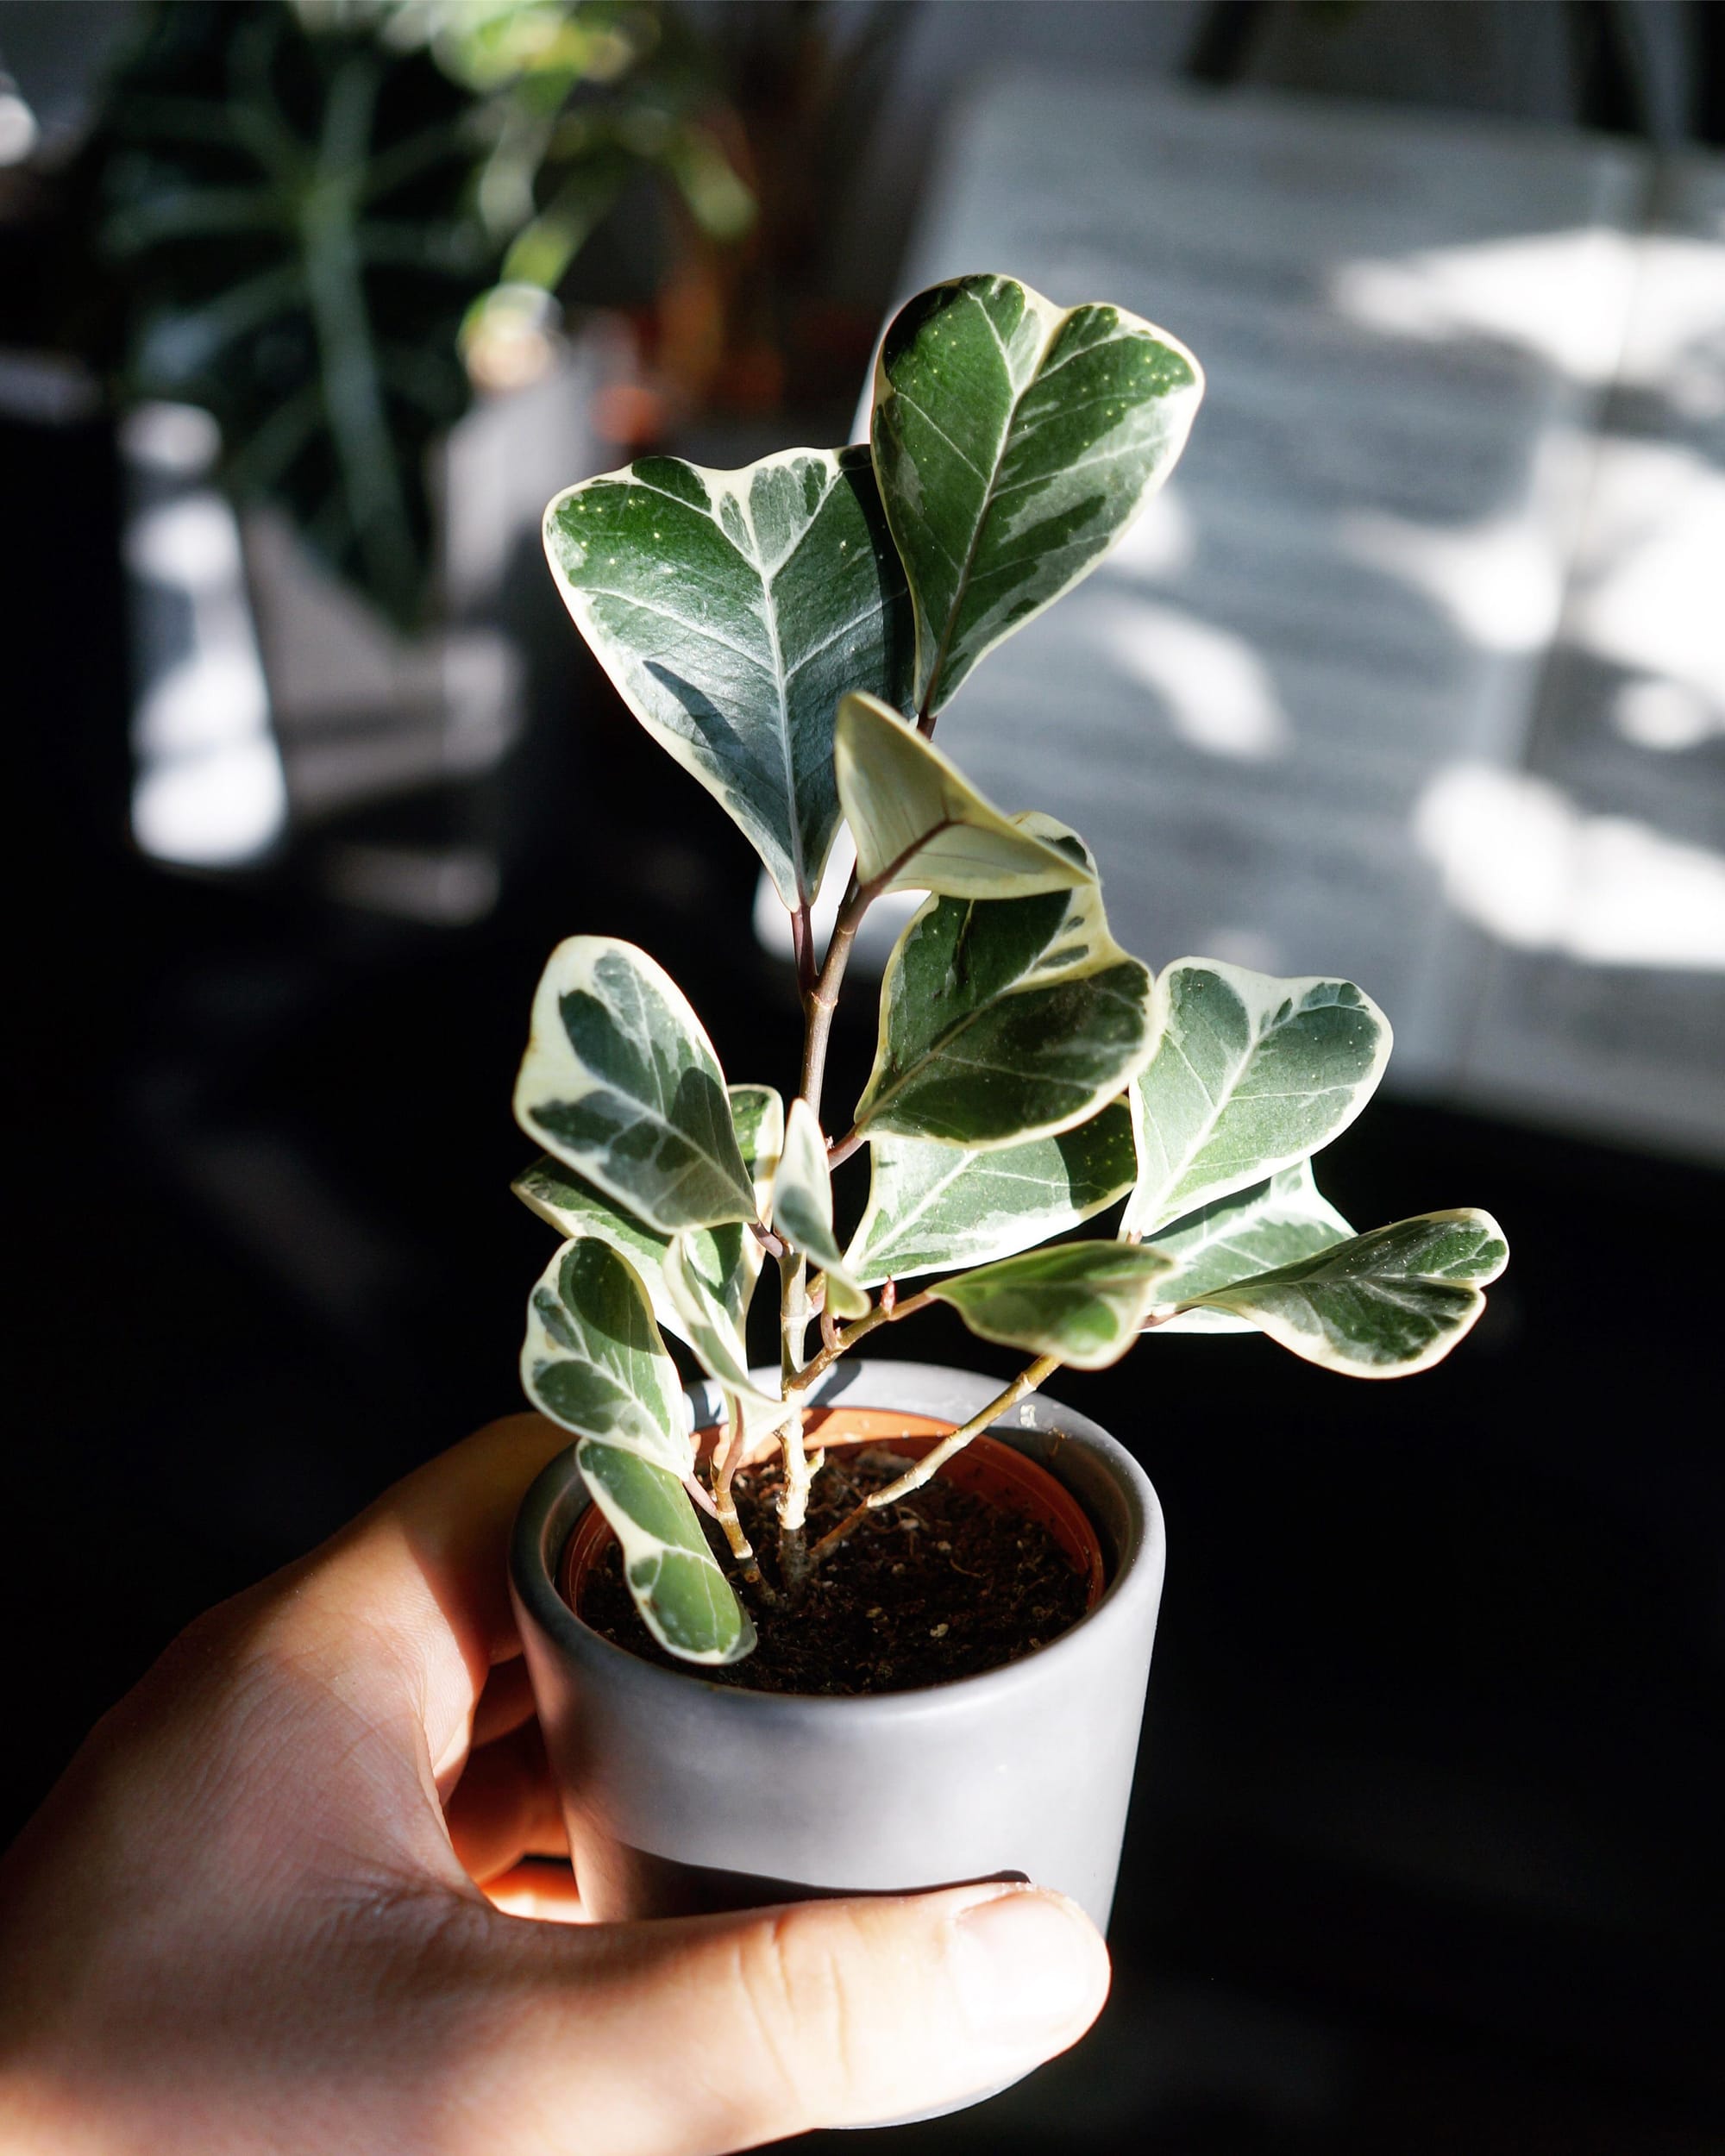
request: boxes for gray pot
[510,1359,1165,1931]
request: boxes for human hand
[0,1416,1109,2154]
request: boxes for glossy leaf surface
[520,1238,689,1475]
[514,1085,780,1346]
[872,272,1202,715]
[515,937,756,1233]
[834,691,1090,899]
[577,1441,756,1664]
[544,448,913,906]
[768,1099,869,1319]
[665,1231,778,1401]
[1142,1161,1355,1333]
[1178,1210,1509,1375]
[845,1099,1137,1287]
[855,823,1153,1148]
[1124,959,1391,1238]
[932,1240,1174,1369]
[519,1238,751,1664]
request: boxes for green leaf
[845,1098,1137,1287]
[854,823,1155,1149]
[769,1100,869,1319]
[97,10,493,631]
[664,1230,778,1402]
[834,691,1092,899]
[515,937,756,1233]
[1178,1210,1509,1376]
[932,1240,1174,1370]
[872,272,1203,716]
[543,447,913,907]
[520,1238,689,1474]
[576,1440,756,1664]
[727,1083,785,1216]
[513,1083,781,1347]
[1142,1161,1355,1332]
[1123,960,1392,1239]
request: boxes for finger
[482,1860,589,1924]
[278,1414,573,1773]
[467,1879,1109,2153]
[445,1721,568,1885]
[472,1656,537,1749]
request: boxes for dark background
[6,5,1725,2153]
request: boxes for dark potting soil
[573,1448,1093,1695]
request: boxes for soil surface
[573,1447,1093,1694]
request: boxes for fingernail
[950,1889,1104,2041]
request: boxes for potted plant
[507,272,1509,1952]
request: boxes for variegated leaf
[854,819,1154,1149]
[513,1084,781,1346]
[543,448,913,907]
[932,1240,1174,1370]
[664,1230,779,1405]
[845,1098,1137,1287]
[577,1440,756,1664]
[520,1238,754,1664]
[520,1238,690,1475]
[1123,959,1391,1239]
[834,690,1091,899]
[727,1083,785,1216]
[1176,1209,1509,1376]
[515,937,756,1233]
[872,272,1202,716]
[1141,1161,1356,1334]
[768,1099,869,1319]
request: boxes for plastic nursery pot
[511,1360,1165,1934]
[559,1409,1108,1616]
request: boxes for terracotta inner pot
[561,1407,1107,1622]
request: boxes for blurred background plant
[85,0,770,630]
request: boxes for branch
[825,1124,865,1171]
[750,1219,788,1260]
[794,1283,937,1389]
[807,1353,1061,1566]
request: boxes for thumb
[467,1880,1110,2154]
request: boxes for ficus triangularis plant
[512,272,1509,1666]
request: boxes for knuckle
[732,1904,869,2123]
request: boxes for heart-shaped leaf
[577,1440,756,1664]
[932,1240,1174,1369]
[513,1085,781,1345]
[1141,1161,1355,1333]
[1123,960,1391,1239]
[544,448,913,908]
[520,1238,690,1474]
[768,1100,869,1319]
[1176,1210,1509,1376]
[854,821,1154,1149]
[872,273,1203,717]
[845,1098,1137,1287]
[834,690,1091,899]
[515,937,756,1233]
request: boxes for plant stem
[776,1247,814,1552]
[711,1397,777,1605]
[795,1285,937,1388]
[807,1354,1062,1567]
[800,872,865,1114]
[825,1124,865,1170]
